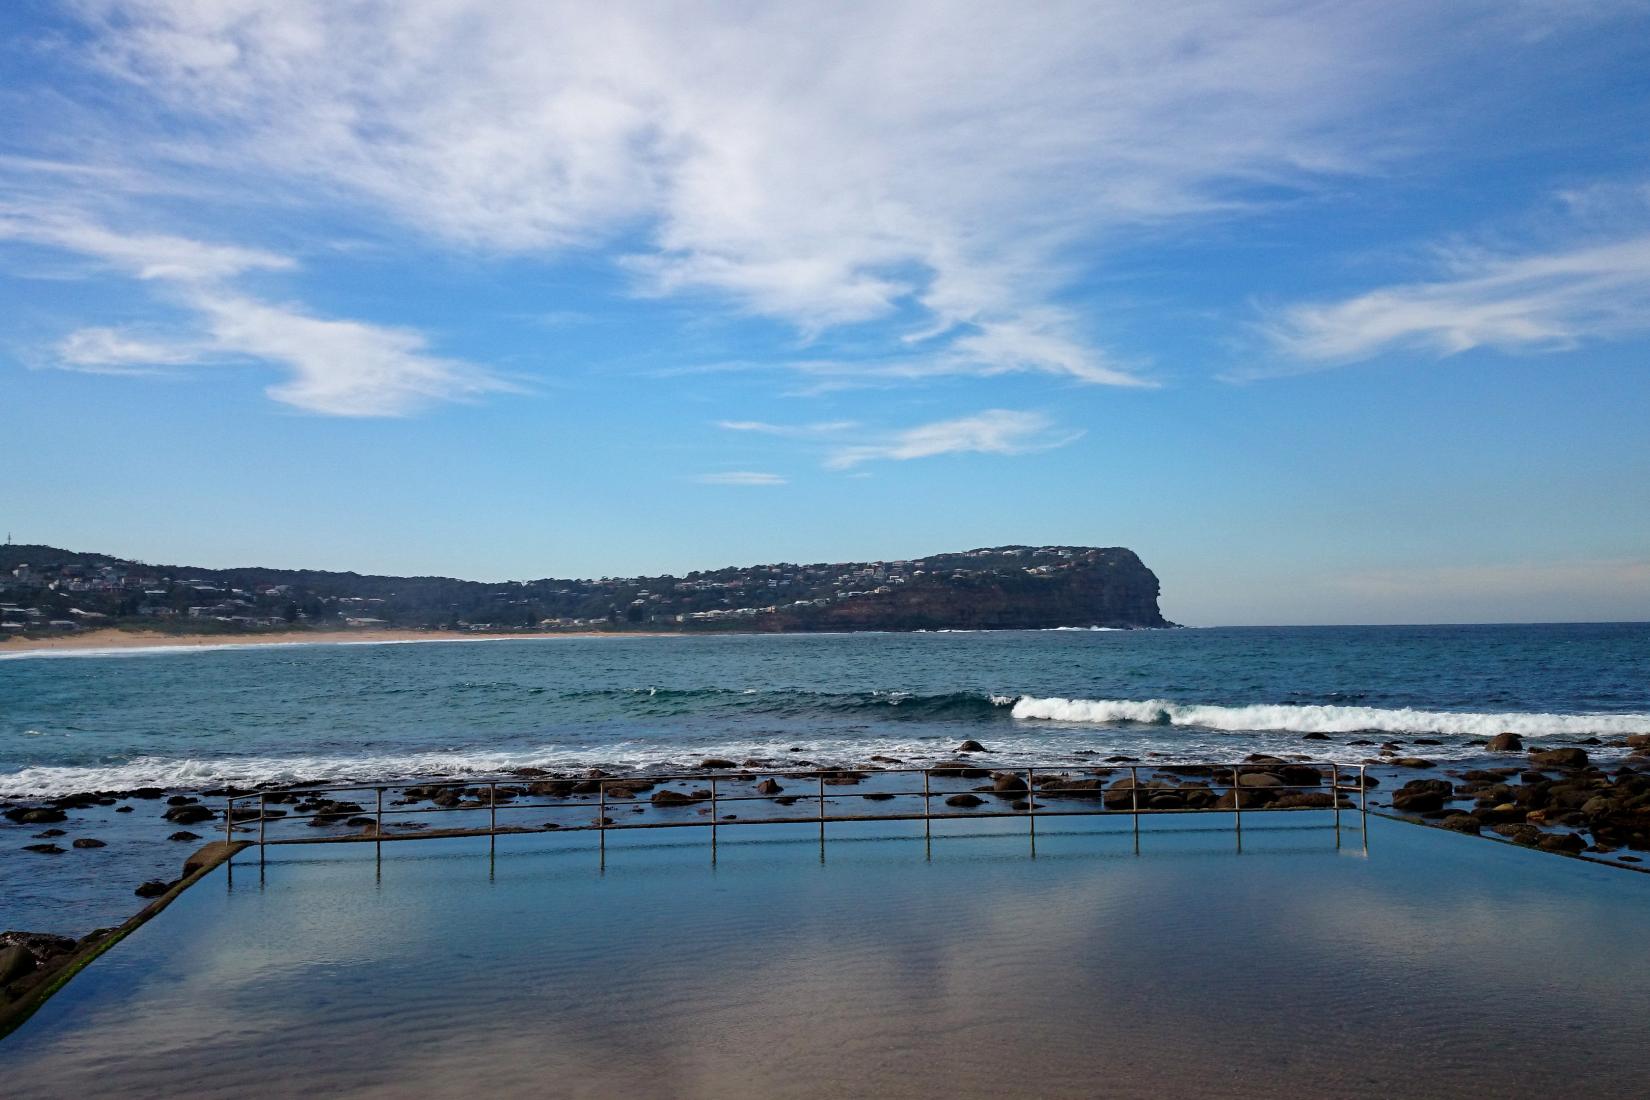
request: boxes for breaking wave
[1010,696,1650,738]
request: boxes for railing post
[1129,765,1139,818]
[259,792,267,848]
[598,779,606,832]
[1330,763,1340,836]
[225,796,234,847]
[376,787,384,840]
[489,781,498,836]
[1232,766,1242,836]
[710,775,718,840]
[818,773,826,838]
[923,768,931,820]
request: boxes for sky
[2,1,1648,626]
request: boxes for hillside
[0,544,1170,636]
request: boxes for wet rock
[32,829,66,838]
[698,758,738,770]
[755,779,784,796]
[1391,779,1453,813]
[1530,747,1589,769]
[956,739,989,753]
[165,795,198,807]
[1492,824,1542,847]
[929,760,990,779]
[991,773,1028,794]
[22,843,66,854]
[1271,791,1334,809]
[134,880,172,898]
[115,806,133,813]
[4,807,68,825]
[862,792,896,801]
[1626,734,1650,749]
[870,755,904,764]
[1486,732,1523,752]
[774,795,801,806]
[650,789,699,807]
[1439,813,1482,834]
[168,830,203,841]
[1538,832,1588,854]
[1391,758,1436,769]
[72,837,107,849]
[164,804,215,825]
[0,944,37,985]
[1237,773,1284,788]
[944,793,986,808]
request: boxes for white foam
[1011,696,1650,737]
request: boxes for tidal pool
[5,813,1646,1098]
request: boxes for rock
[1302,732,1331,741]
[4,807,68,825]
[650,789,698,806]
[164,804,215,825]
[698,758,737,770]
[755,779,784,796]
[1391,758,1436,769]
[1440,813,1482,834]
[991,773,1028,794]
[165,795,198,806]
[134,880,172,898]
[929,760,989,779]
[22,843,66,854]
[32,829,66,838]
[862,792,896,801]
[1391,779,1453,813]
[1271,791,1334,809]
[115,805,133,813]
[944,793,986,808]
[1486,732,1523,752]
[956,739,989,753]
[1626,733,1650,749]
[71,837,107,849]
[1492,824,1542,847]
[1530,747,1588,769]
[168,830,203,841]
[1237,773,1284,788]
[0,944,37,985]
[1538,832,1588,854]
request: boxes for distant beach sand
[0,627,663,655]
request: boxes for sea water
[3,623,1647,795]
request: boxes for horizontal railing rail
[220,761,1369,851]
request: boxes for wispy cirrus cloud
[58,0,1519,389]
[1259,218,1650,369]
[825,410,1080,470]
[5,205,508,416]
[715,419,857,437]
[691,471,788,486]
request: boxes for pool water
[5,813,1646,1099]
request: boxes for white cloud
[825,410,1079,469]
[4,208,508,416]
[65,0,1491,387]
[715,420,857,437]
[1263,232,1650,365]
[691,471,788,486]
[0,205,292,282]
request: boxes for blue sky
[2,1,1648,625]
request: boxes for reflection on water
[6,814,1646,1099]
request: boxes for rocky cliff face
[762,547,1169,632]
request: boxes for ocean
[4,622,1648,797]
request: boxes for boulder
[1391,758,1436,769]
[1491,824,1542,847]
[0,944,37,986]
[1391,779,1454,814]
[650,789,698,807]
[944,793,986,808]
[698,758,738,770]
[1302,732,1331,741]
[1237,773,1284,788]
[164,804,215,825]
[755,779,784,796]
[22,843,65,854]
[134,880,172,898]
[956,740,989,753]
[991,773,1028,794]
[4,807,68,825]
[168,831,203,842]
[929,760,990,779]
[1538,832,1588,854]
[1486,732,1523,752]
[862,792,896,801]
[1439,813,1482,834]
[71,838,107,849]
[1530,747,1589,769]
[1271,791,1334,809]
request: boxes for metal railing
[222,761,1369,854]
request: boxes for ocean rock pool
[4,813,1645,1098]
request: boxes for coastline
[0,627,670,656]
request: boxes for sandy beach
[0,627,658,655]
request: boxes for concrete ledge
[0,840,250,1041]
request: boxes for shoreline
[0,627,673,656]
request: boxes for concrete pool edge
[0,840,249,1041]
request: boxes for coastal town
[0,544,1162,638]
